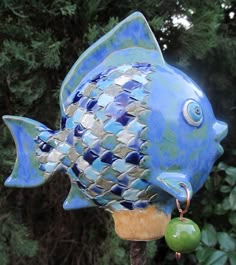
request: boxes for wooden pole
[130,241,147,265]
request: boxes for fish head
[148,63,228,203]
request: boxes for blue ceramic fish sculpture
[3,12,227,239]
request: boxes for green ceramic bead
[165,217,201,253]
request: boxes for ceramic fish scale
[3,12,228,241]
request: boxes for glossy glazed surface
[165,217,201,253]
[3,12,228,215]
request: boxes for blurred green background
[0,1,235,264]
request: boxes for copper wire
[175,183,191,221]
[175,183,191,261]
[176,252,181,261]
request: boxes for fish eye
[183,99,203,126]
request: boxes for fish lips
[213,120,228,158]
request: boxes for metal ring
[176,183,191,221]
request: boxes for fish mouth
[214,121,228,142]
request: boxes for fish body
[3,12,228,215]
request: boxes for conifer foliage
[0,1,235,264]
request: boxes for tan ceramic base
[112,206,171,241]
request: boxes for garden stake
[2,12,228,262]
[130,241,147,265]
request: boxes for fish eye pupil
[195,107,201,115]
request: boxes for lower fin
[3,115,54,187]
[156,172,193,202]
[63,182,95,210]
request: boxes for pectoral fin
[63,182,95,210]
[157,172,193,202]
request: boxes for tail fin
[3,115,54,187]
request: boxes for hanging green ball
[165,217,201,253]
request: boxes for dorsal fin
[60,12,165,117]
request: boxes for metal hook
[175,183,191,221]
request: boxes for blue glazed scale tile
[65,117,74,129]
[140,141,150,155]
[103,119,123,134]
[130,88,147,101]
[66,131,74,145]
[71,163,80,176]
[47,138,60,148]
[94,107,109,122]
[114,92,130,106]
[91,158,108,172]
[90,140,101,155]
[94,195,109,205]
[101,151,117,164]
[78,173,93,187]
[39,142,52,153]
[84,166,100,181]
[101,167,120,182]
[67,167,79,181]
[118,173,131,187]
[78,97,89,108]
[72,92,83,104]
[127,137,142,150]
[105,102,124,117]
[97,93,114,108]
[39,131,53,142]
[130,178,149,190]
[97,79,113,90]
[61,156,71,167]
[139,155,150,169]
[57,143,71,154]
[114,75,131,86]
[140,127,149,140]
[83,149,99,164]
[120,201,134,210]
[74,140,85,155]
[117,130,135,145]
[82,131,98,146]
[125,151,141,165]
[100,134,119,150]
[81,113,95,129]
[134,200,149,208]
[86,99,98,111]
[88,184,104,195]
[74,124,85,138]
[76,179,87,189]
[77,156,90,171]
[73,108,85,123]
[104,84,123,97]
[107,201,125,211]
[122,189,140,200]
[47,149,64,162]
[82,83,96,97]
[116,112,134,126]
[112,159,134,173]
[123,80,142,91]
[113,144,132,157]
[127,119,145,134]
[111,184,126,196]
[137,110,151,124]
[95,177,114,190]
[132,74,148,85]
